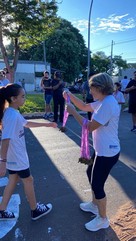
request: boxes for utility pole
[110,40,114,75]
[87,0,94,79]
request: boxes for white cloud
[72,14,136,34]
[72,19,89,32]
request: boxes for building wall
[119,68,136,81]
[0,60,51,92]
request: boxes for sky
[57,0,136,63]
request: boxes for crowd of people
[0,69,136,232]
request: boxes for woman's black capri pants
[86,152,120,199]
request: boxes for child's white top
[2,107,29,171]
[113,90,125,111]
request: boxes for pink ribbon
[80,118,90,159]
[62,95,70,127]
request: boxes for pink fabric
[80,118,90,159]
[62,95,70,127]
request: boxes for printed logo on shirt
[109,145,118,149]
[19,130,25,138]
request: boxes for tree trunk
[0,30,19,83]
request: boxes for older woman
[63,73,120,232]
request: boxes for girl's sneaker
[44,113,48,119]
[31,203,52,221]
[48,113,54,118]
[0,210,16,220]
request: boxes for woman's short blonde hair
[88,72,114,95]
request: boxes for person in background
[16,79,22,86]
[0,70,10,87]
[52,71,65,123]
[3,67,11,83]
[21,79,26,94]
[125,71,136,132]
[0,84,57,220]
[63,73,120,232]
[0,70,10,140]
[120,76,130,93]
[113,82,125,112]
[82,72,95,120]
[120,75,130,107]
[40,71,53,119]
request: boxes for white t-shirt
[0,79,10,87]
[90,95,120,157]
[121,78,130,91]
[2,107,29,171]
[113,91,125,111]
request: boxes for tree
[91,51,128,75]
[19,19,88,83]
[0,0,59,82]
[91,51,110,73]
[113,55,128,69]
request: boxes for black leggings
[86,152,120,199]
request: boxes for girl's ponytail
[0,84,22,126]
[0,87,7,126]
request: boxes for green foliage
[91,51,128,74]
[113,55,128,69]
[0,0,59,48]
[92,51,110,73]
[19,18,88,83]
[19,93,82,114]
[0,0,60,82]
[20,94,45,114]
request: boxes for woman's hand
[63,89,71,100]
[65,103,76,115]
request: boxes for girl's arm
[0,139,10,177]
[63,91,94,113]
[25,121,57,128]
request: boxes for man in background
[125,71,136,132]
[41,71,53,119]
[52,71,65,123]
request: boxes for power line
[91,38,136,52]
[115,38,136,45]
[92,44,111,52]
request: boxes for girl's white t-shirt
[113,91,125,111]
[90,95,120,157]
[2,107,29,171]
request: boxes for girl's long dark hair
[0,84,22,126]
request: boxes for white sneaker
[85,215,110,231]
[80,202,99,215]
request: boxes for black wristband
[0,159,7,162]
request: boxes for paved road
[1,111,136,241]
